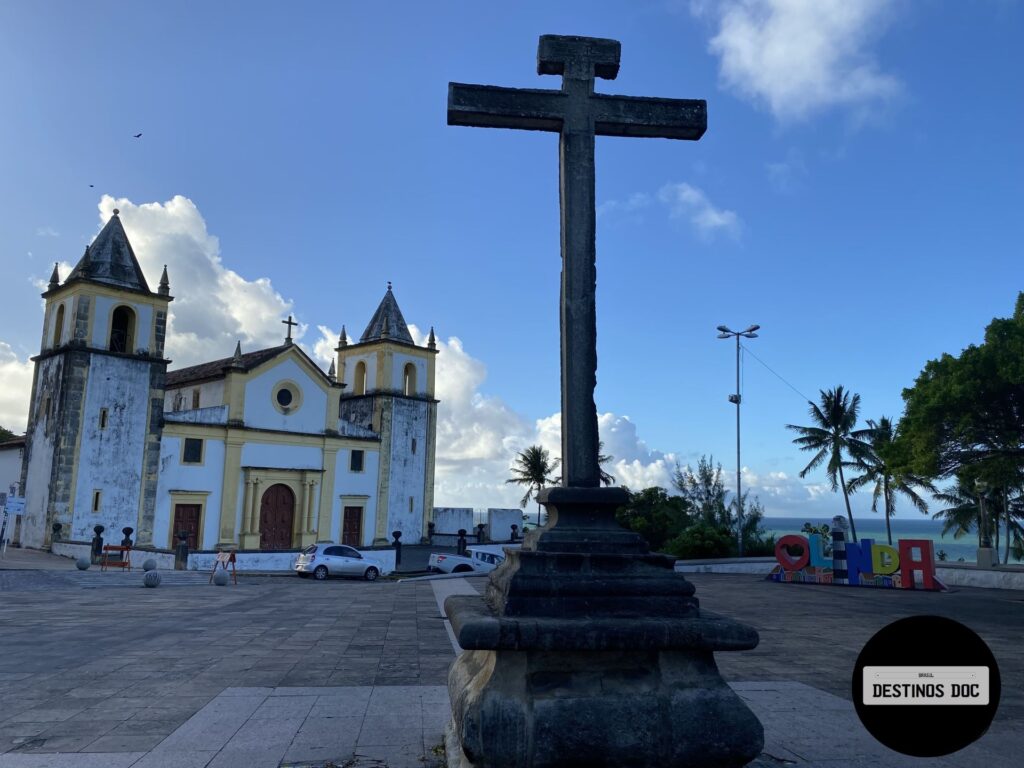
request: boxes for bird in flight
[89,184,94,188]
[133,133,142,138]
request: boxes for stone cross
[448,35,706,487]
[282,314,297,344]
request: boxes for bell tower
[20,209,172,548]
[336,284,438,543]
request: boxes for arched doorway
[109,305,136,353]
[259,484,295,550]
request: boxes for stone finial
[338,325,348,348]
[158,264,170,296]
[387,280,393,292]
[230,340,244,368]
[48,262,60,290]
[112,208,120,216]
[79,245,91,271]
[427,326,436,350]
[328,359,336,382]
[380,314,390,338]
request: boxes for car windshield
[301,545,317,555]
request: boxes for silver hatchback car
[295,544,381,581]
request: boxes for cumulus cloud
[658,182,741,239]
[597,192,652,219]
[693,0,900,122]
[35,226,59,238]
[98,195,298,367]
[0,342,33,432]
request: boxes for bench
[100,545,132,571]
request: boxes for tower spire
[158,265,170,296]
[427,326,436,350]
[328,359,336,382]
[338,325,348,348]
[48,263,60,291]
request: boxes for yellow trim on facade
[317,448,338,542]
[162,421,378,451]
[218,439,244,545]
[339,495,370,546]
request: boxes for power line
[740,342,813,405]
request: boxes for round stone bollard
[213,569,229,586]
[143,570,162,588]
[142,558,157,572]
[75,556,91,571]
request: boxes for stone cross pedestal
[444,35,763,768]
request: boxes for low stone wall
[188,547,396,575]
[51,541,175,570]
[673,557,1024,591]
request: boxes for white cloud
[98,195,298,367]
[694,0,900,122]
[765,148,807,192]
[0,342,33,432]
[35,226,59,238]
[597,192,652,219]
[658,182,741,239]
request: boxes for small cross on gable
[282,315,298,344]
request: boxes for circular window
[271,381,302,414]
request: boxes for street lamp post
[717,324,760,557]
[975,479,996,568]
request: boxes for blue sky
[1,1,1021,518]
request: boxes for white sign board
[863,666,990,706]
[3,496,24,516]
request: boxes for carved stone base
[445,485,764,767]
[448,646,762,768]
[239,532,260,550]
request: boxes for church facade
[19,210,438,552]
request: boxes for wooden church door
[172,504,201,551]
[259,484,295,551]
[342,506,362,546]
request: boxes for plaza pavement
[0,552,1020,767]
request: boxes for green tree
[932,480,983,546]
[615,486,691,552]
[672,456,731,527]
[847,416,936,545]
[506,445,560,527]
[0,426,15,443]
[554,441,616,486]
[899,293,1024,478]
[786,386,871,543]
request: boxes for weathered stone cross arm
[448,83,706,139]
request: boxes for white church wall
[70,356,151,542]
[165,379,226,412]
[244,358,328,434]
[154,435,226,550]
[386,399,429,540]
[332,448,379,545]
[241,442,322,470]
[433,507,474,534]
[0,444,23,495]
[20,358,62,548]
[90,296,155,353]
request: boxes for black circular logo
[853,615,1000,757]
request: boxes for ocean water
[760,516,1019,565]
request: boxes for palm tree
[933,481,982,545]
[506,445,560,527]
[786,386,871,542]
[847,416,936,545]
[553,441,616,486]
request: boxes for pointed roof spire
[360,283,413,344]
[230,340,244,368]
[337,325,348,348]
[427,326,436,350]
[66,208,152,292]
[327,359,337,382]
[158,265,170,296]
[48,262,60,291]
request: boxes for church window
[52,304,65,347]
[354,361,367,395]
[403,363,417,396]
[192,389,201,409]
[99,408,108,430]
[350,450,364,472]
[92,490,101,512]
[109,306,136,353]
[272,381,302,414]
[411,437,417,454]
[182,438,204,464]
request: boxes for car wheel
[313,565,329,581]
[364,566,379,582]
[297,572,310,579]
[453,565,473,573]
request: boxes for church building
[18,209,438,553]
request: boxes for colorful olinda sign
[768,531,942,591]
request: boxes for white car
[295,544,381,581]
[428,544,520,574]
